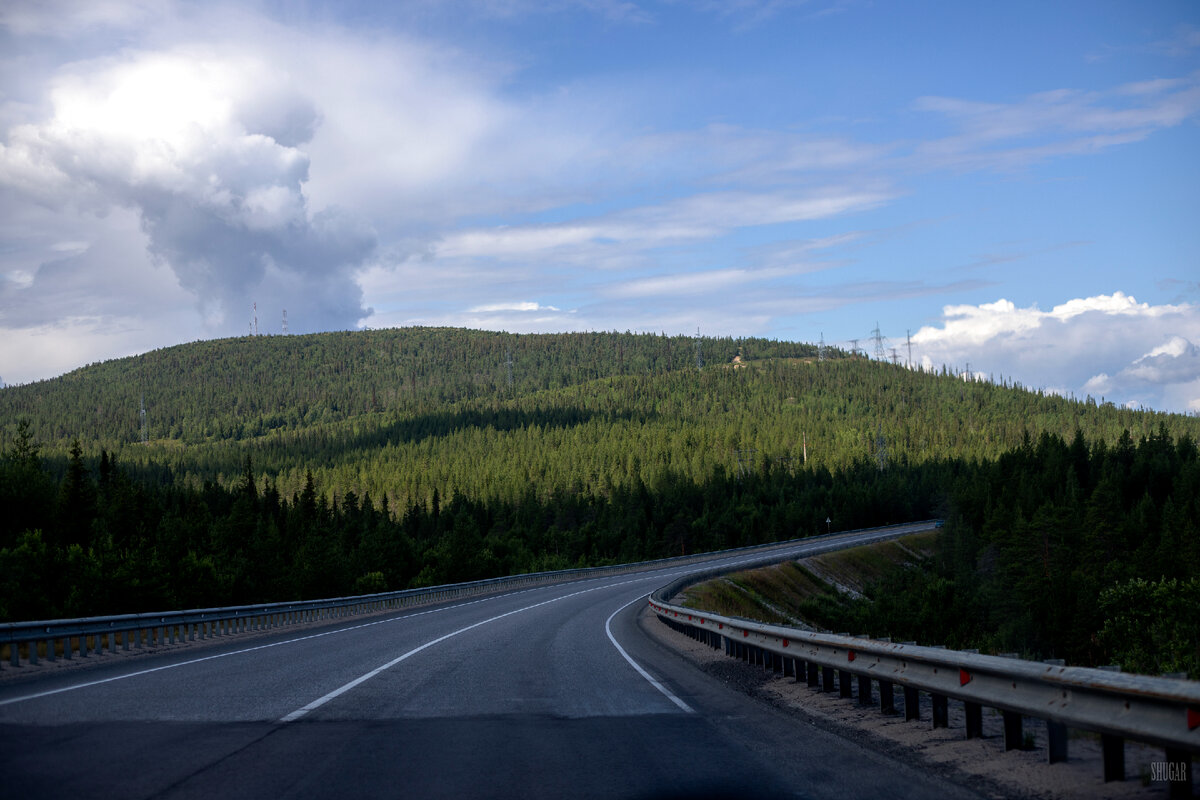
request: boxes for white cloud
[913,293,1200,414]
[467,301,561,313]
[913,73,1200,171]
[0,40,376,334]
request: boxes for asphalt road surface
[1,522,982,799]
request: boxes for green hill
[1,327,1198,623]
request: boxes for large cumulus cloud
[0,46,375,334]
[912,293,1200,414]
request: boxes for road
[1,522,978,799]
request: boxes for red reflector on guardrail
[960,669,972,686]
[848,650,856,662]
[782,639,789,648]
[1189,707,1200,731]
[743,631,748,638]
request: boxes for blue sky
[1,0,1198,412]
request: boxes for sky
[1,0,1198,414]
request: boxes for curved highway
[0,523,980,799]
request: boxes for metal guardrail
[0,521,931,669]
[650,562,1200,794]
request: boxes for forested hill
[0,328,808,444]
[1,327,1196,514]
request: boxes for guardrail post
[1003,711,1023,751]
[806,661,819,688]
[783,657,795,678]
[1101,734,1124,782]
[879,681,894,714]
[8,643,19,667]
[1046,721,1068,763]
[904,686,920,721]
[839,670,853,699]
[965,702,982,739]
[821,666,836,692]
[1164,749,1191,799]
[931,694,948,728]
[858,675,873,706]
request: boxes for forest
[1,327,1198,676]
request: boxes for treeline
[809,427,1200,676]
[1,418,951,621]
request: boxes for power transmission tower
[905,329,913,367]
[253,302,258,336]
[734,448,757,478]
[890,347,901,365]
[282,309,288,335]
[871,323,886,360]
[140,391,147,445]
[506,348,514,388]
[965,362,971,382]
[818,332,826,363]
[873,426,888,471]
[848,338,860,357]
[695,327,703,370]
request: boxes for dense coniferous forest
[1,328,1198,676]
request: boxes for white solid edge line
[0,582,565,709]
[278,576,655,723]
[1,524,923,712]
[605,595,694,714]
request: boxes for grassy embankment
[678,532,938,629]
